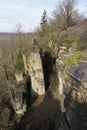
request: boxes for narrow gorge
[13,44,87,130]
[0,41,87,130]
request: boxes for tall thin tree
[40,9,48,31]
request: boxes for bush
[15,52,24,72]
[64,36,80,51]
[65,52,81,69]
[77,32,87,50]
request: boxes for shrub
[64,36,80,51]
[65,52,81,69]
[15,52,24,72]
[77,32,87,50]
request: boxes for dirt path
[17,89,62,130]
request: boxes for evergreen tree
[40,9,48,31]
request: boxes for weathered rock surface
[56,58,65,95]
[13,46,87,130]
[12,73,27,114]
[67,65,87,87]
[56,51,87,130]
[63,66,87,130]
[23,51,45,96]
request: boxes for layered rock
[56,50,87,130]
[12,73,27,114]
[56,58,65,95]
[12,46,45,114]
[66,65,87,102]
[63,65,87,130]
[56,48,72,95]
[23,51,45,96]
[14,44,87,129]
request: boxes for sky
[0,0,87,32]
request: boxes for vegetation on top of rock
[77,31,87,50]
[0,0,87,129]
[53,0,81,29]
[65,52,81,69]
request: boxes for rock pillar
[23,52,45,96]
[56,58,65,95]
[13,73,27,114]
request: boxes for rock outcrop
[56,58,65,95]
[13,73,27,114]
[23,50,45,96]
[15,54,87,130]
[66,65,87,102]
[11,45,45,115]
[14,45,87,129]
[63,65,87,130]
[56,50,87,130]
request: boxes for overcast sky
[0,0,87,32]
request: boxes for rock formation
[23,50,45,96]
[56,58,65,95]
[66,65,87,102]
[10,45,45,115]
[62,65,87,130]
[12,44,87,129]
[55,49,87,130]
[13,73,27,114]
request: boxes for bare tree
[53,0,81,29]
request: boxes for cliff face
[13,73,27,114]
[1,20,87,130]
[63,76,87,130]
[15,48,87,130]
[27,52,45,96]
[3,46,45,116]
[23,51,45,96]
[2,43,86,130]
[56,53,87,130]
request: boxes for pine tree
[40,9,48,31]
